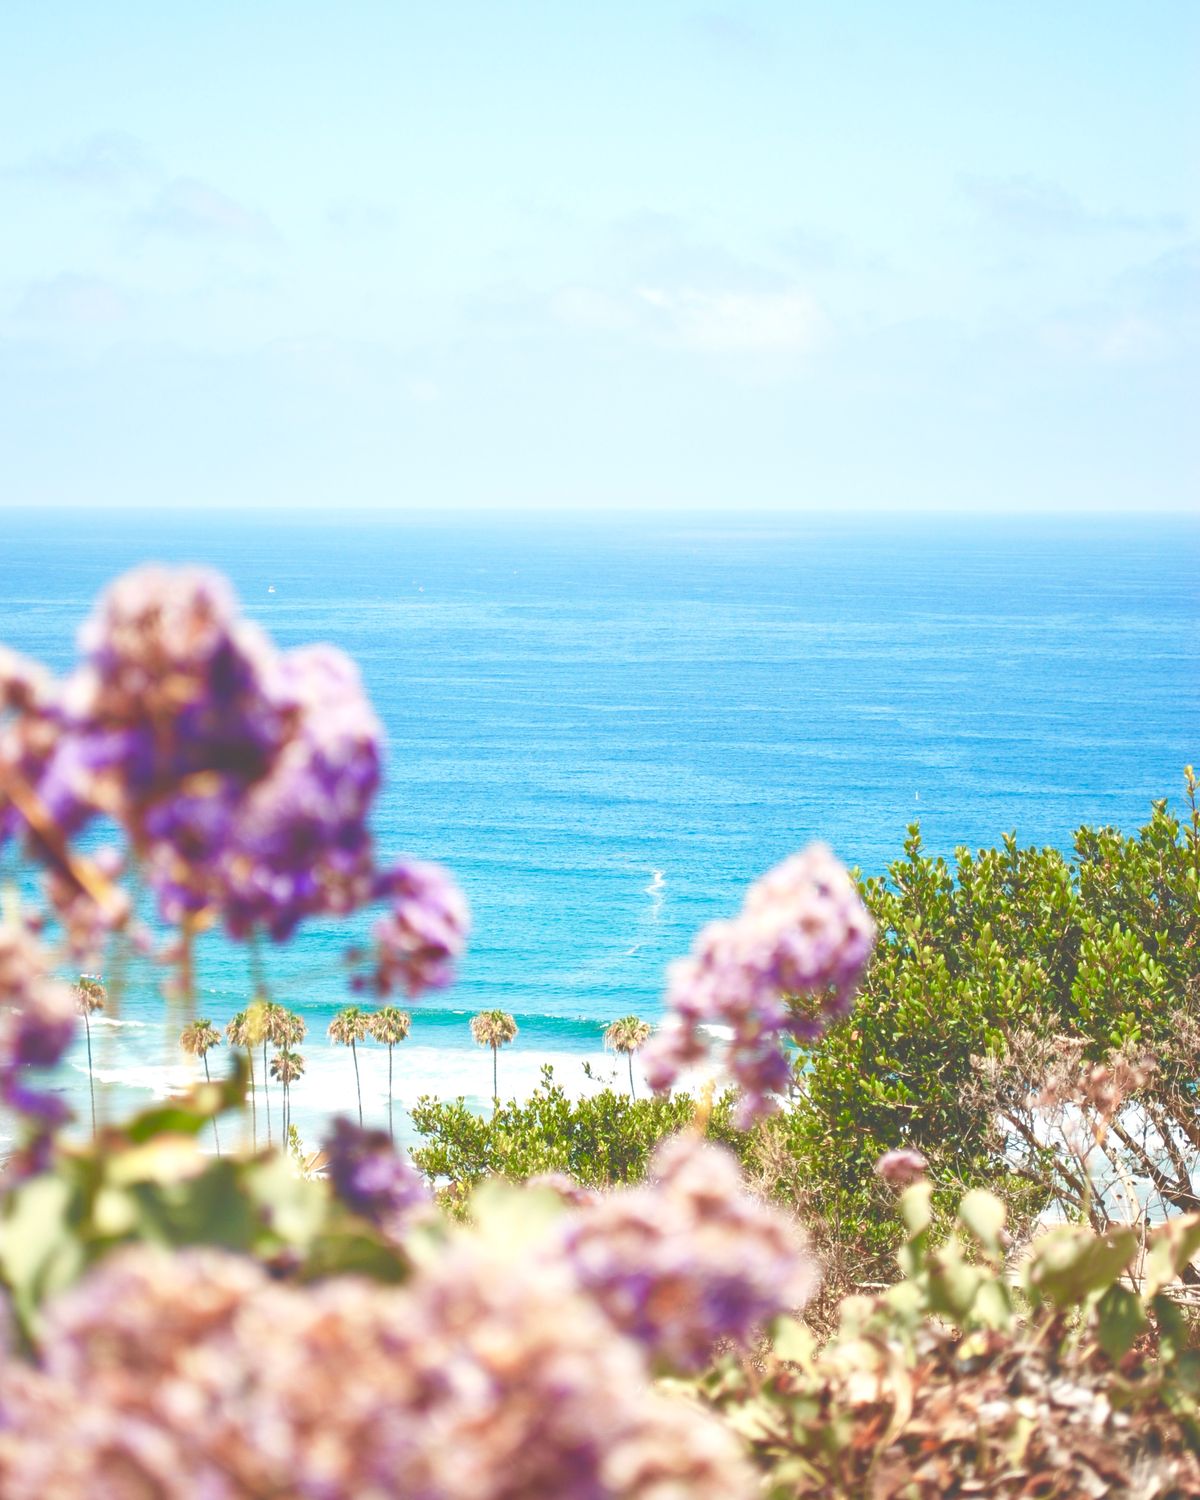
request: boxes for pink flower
[874,1147,929,1186]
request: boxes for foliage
[779,779,1200,1260]
[0,1066,412,1343]
[699,1183,1200,1497]
[411,1066,738,1191]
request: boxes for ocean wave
[76,1061,194,1099]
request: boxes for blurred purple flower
[559,1132,817,1371]
[8,1241,753,1496]
[215,646,384,940]
[351,859,470,997]
[0,918,77,1133]
[648,844,874,1122]
[323,1117,430,1233]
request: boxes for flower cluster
[0,919,76,1130]
[558,1132,816,1371]
[0,1242,754,1498]
[351,858,470,996]
[322,1117,430,1234]
[0,649,92,857]
[1,569,470,987]
[643,843,874,1121]
[211,645,384,940]
[61,568,386,938]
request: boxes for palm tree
[74,975,106,1136]
[603,1015,652,1100]
[368,1005,411,1141]
[279,1009,307,1048]
[226,1009,262,1149]
[269,1048,305,1137]
[180,1018,224,1155]
[257,1000,293,1146]
[470,1009,518,1108]
[328,1006,370,1126]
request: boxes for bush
[410,1065,739,1191]
[777,777,1200,1265]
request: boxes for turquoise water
[2,510,1197,1147]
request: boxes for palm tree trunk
[262,1038,271,1145]
[492,1044,498,1109]
[83,1010,96,1137]
[203,1054,221,1157]
[387,1045,395,1142]
[246,1046,257,1150]
[351,1038,363,1126]
[628,1052,635,1101]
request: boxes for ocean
[1,509,1196,1151]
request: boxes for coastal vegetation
[0,566,1197,1495]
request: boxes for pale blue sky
[1,2,1195,511]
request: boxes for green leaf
[958,1190,1006,1257]
[301,1229,410,1284]
[242,1156,327,1249]
[0,1175,86,1332]
[1024,1225,1138,1309]
[1144,1213,1200,1299]
[1152,1293,1189,1363]
[1095,1283,1148,1362]
[771,1315,814,1366]
[468,1179,567,1254]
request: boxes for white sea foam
[77,1060,195,1099]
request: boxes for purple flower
[0,648,93,855]
[649,844,874,1122]
[323,1117,430,1233]
[57,567,289,921]
[351,859,470,997]
[213,646,384,940]
[558,1132,817,1372]
[12,1242,754,1497]
[0,918,77,1132]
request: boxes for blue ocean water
[1,509,1197,1148]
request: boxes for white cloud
[140,177,276,242]
[961,174,1186,237]
[326,199,397,236]
[636,286,826,353]
[14,273,130,327]
[7,132,155,192]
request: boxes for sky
[0,2,1196,513]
